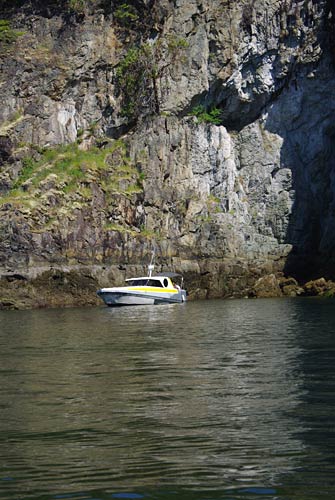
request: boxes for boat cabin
[125,276,174,288]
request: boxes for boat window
[147,279,163,287]
[163,278,168,287]
[127,279,149,286]
[126,279,164,287]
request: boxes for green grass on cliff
[1,140,144,210]
[0,20,25,46]
[13,143,105,189]
[0,139,153,239]
[12,141,141,191]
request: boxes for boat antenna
[148,248,155,278]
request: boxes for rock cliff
[1,0,335,308]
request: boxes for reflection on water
[0,298,335,499]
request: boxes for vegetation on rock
[114,3,139,26]
[116,36,188,120]
[0,19,24,49]
[0,140,145,235]
[68,0,85,12]
[190,105,222,125]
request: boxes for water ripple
[1,298,335,499]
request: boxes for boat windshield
[127,279,164,287]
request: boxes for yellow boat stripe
[127,287,178,293]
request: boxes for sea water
[0,297,335,500]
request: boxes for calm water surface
[0,297,335,500]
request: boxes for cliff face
[1,0,335,308]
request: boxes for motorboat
[97,265,187,307]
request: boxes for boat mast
[148,249,155,278]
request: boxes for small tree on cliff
[115,35,188,121]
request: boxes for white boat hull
[97,288,186,307]
[97,271,187,307]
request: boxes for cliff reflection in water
[0,298,333,499]
[130,299,306,486]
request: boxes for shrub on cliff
[115,36,188,121]
[0,19,24,46]
[191,105,222,125]
[114,3,139,26]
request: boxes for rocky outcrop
[251,273,335,298]
[1,0,335,308]
[0,269,100,310]
[303,277,335,297]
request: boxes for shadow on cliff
[264,60,335,282]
